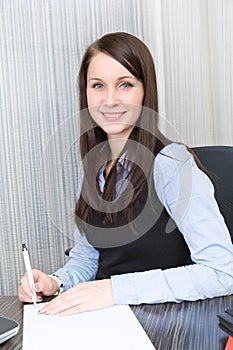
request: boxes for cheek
[86,90,102,109]
[125,88,144,107]
[87,106,98,124]
[86,95,99,122]
[86,90,93,108]
[135,91,144,106]
[131,105,143,122]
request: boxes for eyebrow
[88,76,135,82]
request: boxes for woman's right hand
[18,269,59,303]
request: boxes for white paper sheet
[23,303,155,349]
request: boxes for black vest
[84,174,192,280]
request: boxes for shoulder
[156,142,192,161]
[153,142,214,205]
[154,142,195,179]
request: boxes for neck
[107,127,134,159]
[108,137,128,159]
[104,137,127,179]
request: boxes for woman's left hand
[38,279,114,316]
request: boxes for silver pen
[22,243,37,307]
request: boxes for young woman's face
[86,52,144,140]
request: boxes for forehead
[87,52,134,79]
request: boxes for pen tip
[22,243,27,250]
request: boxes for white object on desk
[23,303,155,349]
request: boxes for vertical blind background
[0,0,232,296]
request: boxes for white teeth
[103,113,123,118]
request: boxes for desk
[0,295,232,349]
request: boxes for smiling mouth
[102,112,126,121]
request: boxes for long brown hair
[75,32,170,230]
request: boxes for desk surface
[0,295,232,350]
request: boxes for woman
[18,32,233,315]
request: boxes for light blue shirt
[55,143,233,304]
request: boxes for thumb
[34,276,57,296]
[33,283,44,293]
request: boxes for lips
[101,112,126,121]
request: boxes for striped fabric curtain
[0,0,232,295]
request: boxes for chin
[103,127,131,138]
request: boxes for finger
[18,285,33,302]
[39,296,77,315]
[19,276,33,299]
[58,303,88,316]
[21,272,42,296]
[39,291,86,315]
[20,274,31,291]
[19,274,44,302]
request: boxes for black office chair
[192,146,233,240]
[65,145,233,256]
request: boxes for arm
[54,228,99,291]
[36,229,114,316]
[18,228,99,304]
[54,172,99,291]
[111,143,233,304]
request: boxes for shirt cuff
[53,268,73,292]
[111,273,138,304]
[111,269,171,305]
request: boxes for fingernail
[38,309,46,314]
[38,309,51,315]
[33,284,39,292]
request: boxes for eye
[119,82,133,89]
[92,83,104,89]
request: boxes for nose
[103,87,120,107]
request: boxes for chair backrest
[192,146,233,240]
